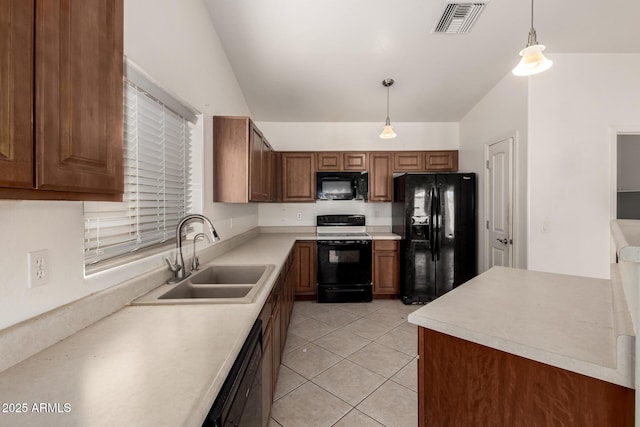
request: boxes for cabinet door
[261,318,273,424]
[368,152,393,202]
[425,150,458,171]
[263,140,274,202]
[35,0,123,194]
[294,241,317,295]
[316,152,342,171]
[281,153,316,202]
[343,152,367,171]
[0,0,34,189]
[271,298,282,394]
[373,241,400,295]
[393,152,424,171]
[249,124,265,201]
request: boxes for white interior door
[485,138,514,269]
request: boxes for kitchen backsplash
[258,201,392,226]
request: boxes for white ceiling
[204,0,640,123]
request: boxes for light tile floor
[269,299,419,427]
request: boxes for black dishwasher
[203,319,262,427]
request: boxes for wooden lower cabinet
[372,240,400,295]
[418,328,634,426]
[271,295,282,395]
[260,248,295,426]
[260,317,273,427]
[293,241,317,297]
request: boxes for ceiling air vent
[433,1,488,34]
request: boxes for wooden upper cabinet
[393,152,424,171]
[0,0,34,189]
[263,139,275,202]
[214,116,274,203]
[316,152,367,171]
[316,152,342,171]
[425,150,458,171]
[35,0,123,194]
[281,152,315,202]
[343,152,367,171]
[1,0,124,200]
[368,152,393,202]
[249,124,272,202]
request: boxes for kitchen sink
[130,264,275,305]
[159,284,253,299]
[189,265,267,285]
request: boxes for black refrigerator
[392,173,476,304]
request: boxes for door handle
[496,238,508,245]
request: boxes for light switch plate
[28,250,50,288]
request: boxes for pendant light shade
[512,0,552,76]
[380,78,396,139]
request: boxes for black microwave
[316,172,368,201]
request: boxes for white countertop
[408,266,635,388]
[612,219,640,262]
[0,234,303,427]
[368,232,401,240]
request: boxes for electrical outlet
[28,250,50,288]
[296,212,302,221]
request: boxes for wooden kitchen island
[408,266,635,426]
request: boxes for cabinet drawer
[374,240,399,251]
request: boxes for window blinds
[83,79,193,269]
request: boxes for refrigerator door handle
[435,186,441,261]
[429,188,435,262]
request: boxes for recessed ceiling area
[204,0,640,123]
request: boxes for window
[83,61,198,272]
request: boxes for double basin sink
[131,264,275,305]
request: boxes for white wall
[528,54,640,279]
[459,73,529,272]
[0,0,253,330]
[256,122,458,151]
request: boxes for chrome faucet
[165,214,220,283]
[191,232,211,272]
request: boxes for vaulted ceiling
[204,0,640,122]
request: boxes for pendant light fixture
[379,78,396,139]
[512,0,552,76]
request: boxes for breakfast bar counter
[408,266,635,425]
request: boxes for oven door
[317,240,372,285]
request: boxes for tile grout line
[274,300,418,427]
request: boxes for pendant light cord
[530,0,534,30]
[386,85,390,122]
